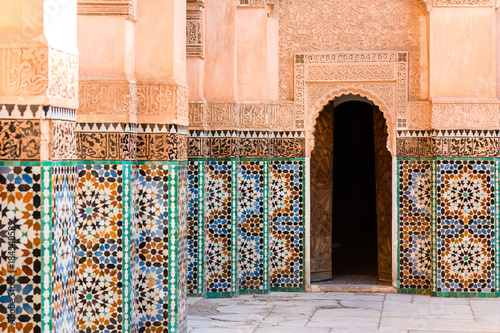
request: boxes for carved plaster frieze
[0,47,49,96]
[432,103,500,130]
[279,0,424,100]
[48,49,79,101]
[136,83,188,118]
[78,0,135,20]
[0,47,78,103]
[191,101,296,131]
[238,0,267,7]
[79,81,137,115]
[187,9,204,57]
[295,51,408,157]
[433,0,495,6]
[407,101,432,130]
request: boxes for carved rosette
[296,51,409,157]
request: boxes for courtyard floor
[187,292,500,333]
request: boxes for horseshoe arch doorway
[310,95,393,285]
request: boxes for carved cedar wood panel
[373,107,393,282]
[310,102,334,282]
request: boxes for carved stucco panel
[307,84,396,156]
[407,101,432,130]
[279,0,424,100]
[432,103,500,130]
[79,81,137,115]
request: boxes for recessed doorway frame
[294,51,410,290]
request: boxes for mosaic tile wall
[269,161,305,290]
[238,161,268,293]
[0,164,41,332]
[75,163,126,333]
[398,160,432,292]
[204,161,238,297]
[436,160,496,296]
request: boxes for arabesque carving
[407,101,432,130]
[136,83,188,116]
[187,9,204,57]
[0,47,49,96]
[193,102,296,131]
[296,51,408,156]
[79,81,137,115]
[279,0,424,100]
[433,0,494,6]
[432,103,499,130]
[49,49,79,101]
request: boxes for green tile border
[397,288,431,295]
[496,159,500,294]
[0,161,41,166]
[41,165,52,333]
[396,159,400,289]
[122,162,132,333]
[197,161,205,296]
[168,164,179,332]
[431,158,437,294]
[231,160,239,296]
[302,159,307,291]
[263,160,269,294]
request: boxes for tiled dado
[398,158,500,298]
[76,123,188,161]
[397,130,500,158]
[188,131,306,159]
[130,162,187,333]
[186,159,305,298]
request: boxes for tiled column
[0,0,79,331]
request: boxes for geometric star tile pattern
[176,164,188,332]
[269,161,304,289]
[398,160,432,290]
[436,160,496,293]
[52,165,78,333]
[130,164,170,333]
[238,161,265,291]
[205,161,234,295]
[0,165,42,333]
[75,164,123,333]
[186,162,201,295]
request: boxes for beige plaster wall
[135,0,186,84]
[0,0,46,44]
[78,17,135,81]
[204,0,237,101]
[430,7,496,99]
[236,7,268,101]
[187,57,205,100]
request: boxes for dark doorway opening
[331,101,378,278]
[310,97,393,286]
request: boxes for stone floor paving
[187,292,500,333]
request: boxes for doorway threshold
[310,275,396,293]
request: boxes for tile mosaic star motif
[437,160,496,293]
[52,165,78,333]
[269,161,304,289]
[186,162,200,295]
[398,160,432,290]
[75,164,123,333]
[205,161,233,294]
[131,165,169,332]
[238,161,265,291]
[0,165,41,333]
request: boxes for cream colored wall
[135,0,186,84]
[78,17,135,81]
[236,7,268,101]
[430,7,496,99]
[204,0,237,101]
[0,0,46,44]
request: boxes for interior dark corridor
[331,101,378,278]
